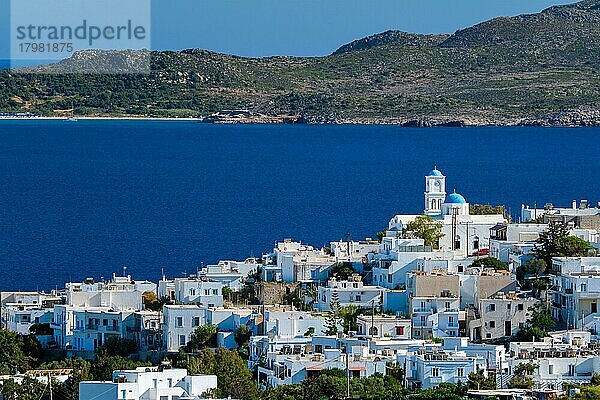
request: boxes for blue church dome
[428,168,443,177]
[445,192,467,204]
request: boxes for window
[388,275,392,283]
[568,364,575,376]
[489,304,496,312]
[454,235,461,250]
[517,304,524,311]
[549,364,554,375]
[449,316,455,325]
[179,335,186,346]
[457,368,464,377]
[369,326,378,336]
[176,317,183,328]
[581,283,587,292]
[213,289,218,295]
[507,303,511,310]
[432,367,439,377]
[168,378,173,388]
[473,236,480,250]
[190,288,196,296]
[396,326,405,336]
[160,396,168,400]
[204,289,210,295]
[121,390,127,400]
[489,321,496,329]
[420,316,426,325]
[355,295,362,301]
[445,302,450,310]
[192,317,200,327]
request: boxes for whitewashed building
[162,305,208,352]
[550,257,600,328]
[314,276,385,312]
[159,278,223,307]
[410,296,460,339]
[79,366,217,400]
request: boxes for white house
[71,308,135,357]
[550,257,600,328]
[408,348,486,389]
[79,366,217,400]
[162,305,208,352]
[355,315,411,339]
[159,278,223,307]
[314,276,384,312]
[262,310,327,338]
[410,296,460,339]
[66,275,154,311]
[504,331,599,390]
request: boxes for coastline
[1,115,599,127]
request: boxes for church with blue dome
[424,167,469,217]
[388,167,506,255]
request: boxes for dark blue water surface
[0,120,599,291]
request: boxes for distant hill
[2,0,600,125]
[333,31,449,55]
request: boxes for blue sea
[0,120,598,291]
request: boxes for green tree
[234,325,252,360]
[508,362,538,389]
[516,258,547,284]
[376,228,388,242]
[186,348,217,376]
[100,337,138,357]
[90,353,149,381]
[471,257,508,271]
[0,376,48,400]
[338,305,360,334]
[406,215,444,249]
[468,371,496,390]
[329,262,356,280]
[188,324,218,351]
[143,292,171,311]
[534,222,593,268]
[410,382,466,400]
[262,384,304,400]
[39,358,93,400]
[515,303,555,341]
[222,286,233,301]
[470,204,506,216]
[213,348,260,400]
[0,331,36,374]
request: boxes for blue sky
[1,0,572,65]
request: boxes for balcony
[413,308,434,313]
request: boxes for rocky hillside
[2,0,600,125]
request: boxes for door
[504,321,511,337]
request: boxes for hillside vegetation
[2,0,600,125]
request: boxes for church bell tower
[424,167,446,216]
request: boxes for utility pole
[48,373,53,400]
[345,346,350,399]
[451,208,458,251]
[371,298,375,337]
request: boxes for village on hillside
[2,168,600,400]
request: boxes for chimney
[572,200,577,209]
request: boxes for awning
[349,365,367,371]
